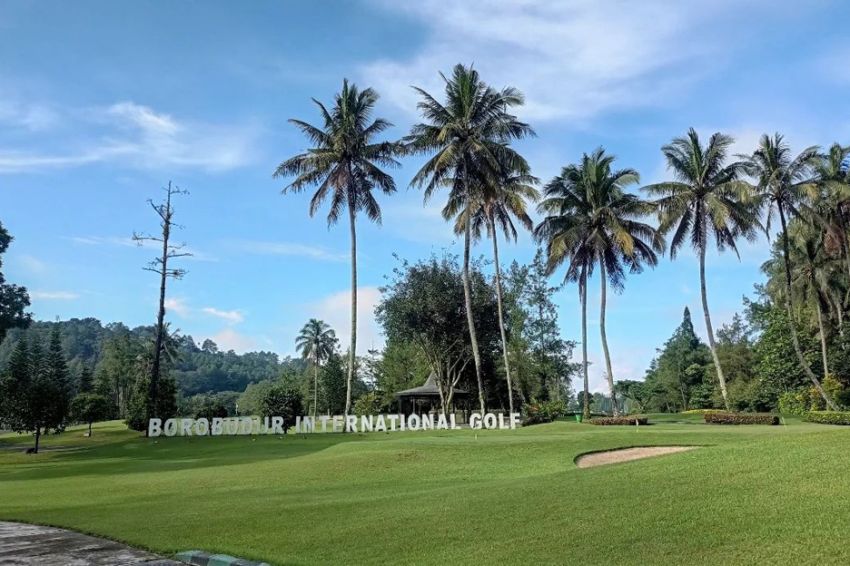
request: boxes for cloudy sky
[2,0,848,392]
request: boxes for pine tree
[45,325,72,430]
[1,331,71,453]
[78,365,94,393]
[643,307,713,411]
[0,336,30,430]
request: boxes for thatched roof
[395,372,468,398]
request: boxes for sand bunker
[575,446,698,468]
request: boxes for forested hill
[0,318,304,396]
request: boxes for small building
[394,372,469,418]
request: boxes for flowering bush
[703,412,779,425]
[589,416,648,426]
[522,399,567,426]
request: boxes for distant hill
[0,318,304,396]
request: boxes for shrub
[703,412,779,425]
[522,399,567,426]
[778,390,809,415]
[589,416,648,426]
[353,391,383,417]
[70,392,110,435]
[259,384,304,433]
[804,411,850,425]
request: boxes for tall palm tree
[813,143,850,284]
[295,319,337,418]
[535,148,663,417]
[740,133,839,410]
[643,129,759,411]
[274,80,403,417]
[406,64,534,415]
[445,156,540,415]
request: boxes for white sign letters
[147,412,521,437]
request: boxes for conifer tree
[1,331,71,453]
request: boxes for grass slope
[1,417,849,565]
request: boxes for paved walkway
[0,521,182,565]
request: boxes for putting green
[1,416,849,565]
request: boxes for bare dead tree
[133,181,191,425]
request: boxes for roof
[395,372,468,398]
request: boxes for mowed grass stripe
[1,419,849,565]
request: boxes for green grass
[1,417,849,565]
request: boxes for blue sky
[2,0,849,392]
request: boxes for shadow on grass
[0,432,360,481]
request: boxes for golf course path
[575,446,697,468]
[0,521,182,565]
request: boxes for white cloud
[0,100,259,174]
[70,235,217,262]
[362,0,765,122]
[208,328,258,353]
[30,290,79,300]
[311,286,383,354]
[164,297,190,318]
[18,254,48,274]
[0,98,57,131]
[231,239,348,262]
[202,307,245,325]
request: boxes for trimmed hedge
[681,409,725,415]
[589,416,648,426]
[804,411,850,425]
[703,412,779,425]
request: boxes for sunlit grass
[1,418,848,565]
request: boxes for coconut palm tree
[762,219,839,379]
[813,143,850,283]
[295,319,337,418]
[406,64,534,415]
[274,80,403,417]
[535,148,663,417]
[740,133,839,410]
[445,156,540,415]
[643,129,759,411]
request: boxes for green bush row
[589,416,648,426]
[522,399,567,426]
[804,411,850,425]
[703,412,779,425]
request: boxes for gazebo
[395,372,468,417]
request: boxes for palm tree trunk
[598,259,619,416]
[313,358,319,419]
[489,217,514,415]
[463,203,486,415]
[778,204,838,410]
[34,426,40,454]
[815,295,830,378]
[580,268,590,420]
[699,245,730,410]
[345,199,357,418]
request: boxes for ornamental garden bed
[804,411,850,425]
[588,416,648,426]
[703,412,779,425]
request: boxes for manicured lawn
[1,417,849,565]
